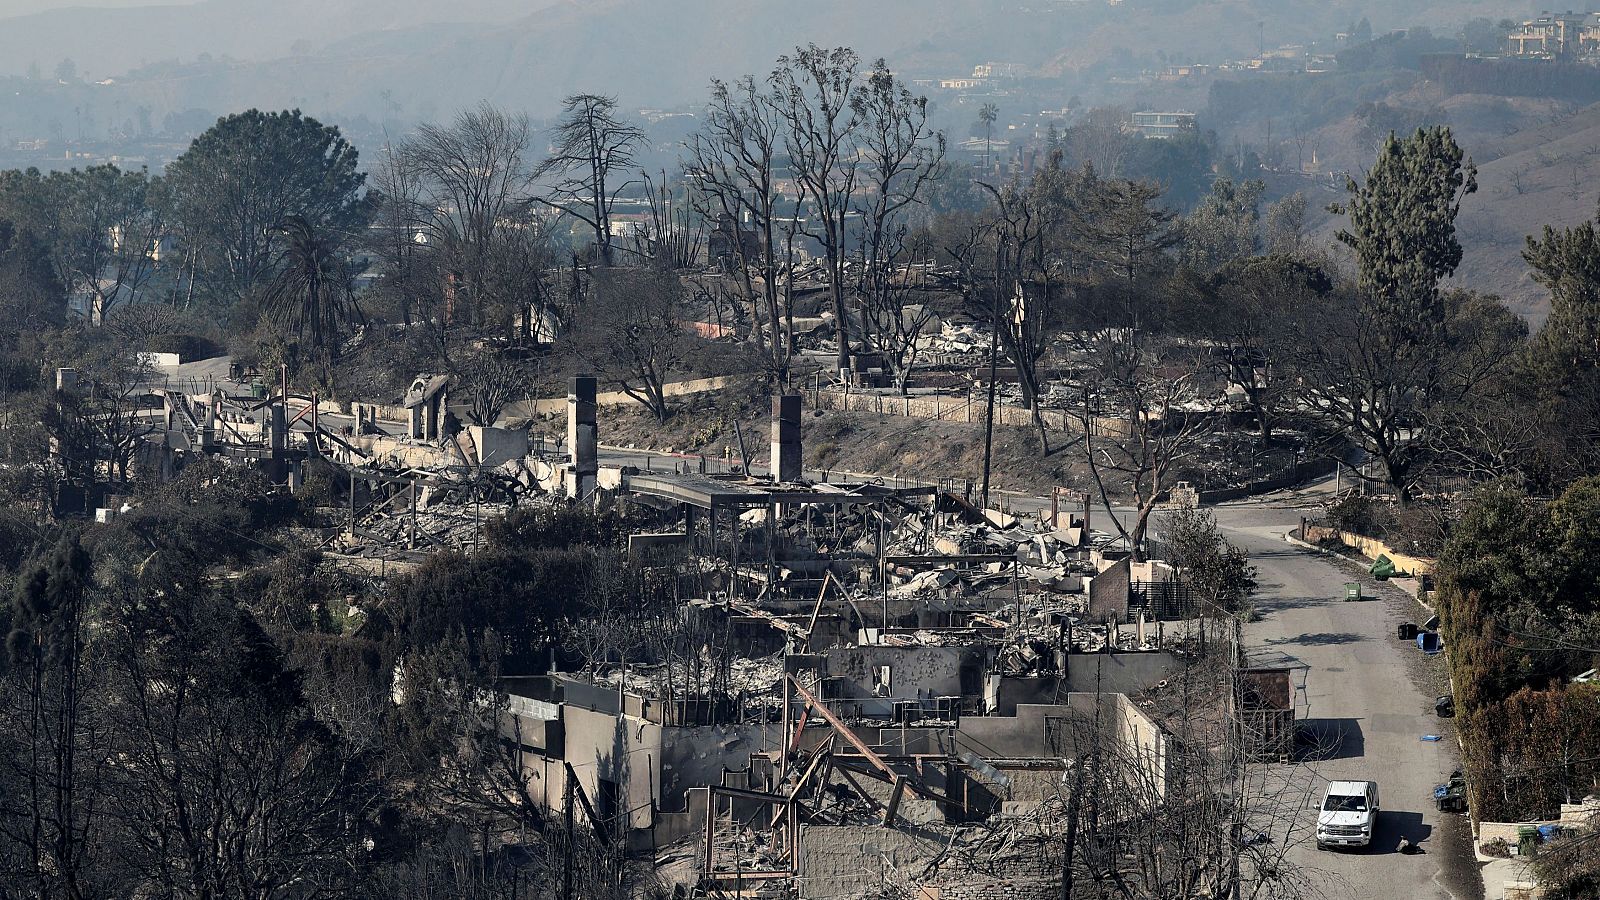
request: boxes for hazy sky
[0,0,194,16]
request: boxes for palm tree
[263,215,356,360]
[979,103,999,171]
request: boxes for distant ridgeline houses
[1507,12,1600,59]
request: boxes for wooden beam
[771,737,832,830]
[788,699,810,755]
[802,571,842,651]
[832,766,884,812]
[563,761,610,846]
[832,757,955,806]
[707,784,788,806]
[786,675,895,781]
[883,775,908,826]
[729,601,803,635]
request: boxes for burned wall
[1087,558,1131,622]
[823,645,988,700]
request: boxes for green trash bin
[1344,582,1362,602]
[1518,825,1540,857]
[1370,554,1396,580]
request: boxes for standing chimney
[201,391,218,452]
[770,394,802,482]
[566,375,598,498]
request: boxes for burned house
[469,391,1210,897]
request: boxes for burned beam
[786,675,894,781]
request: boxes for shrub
[1326,492,1383,536]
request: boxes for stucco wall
[824,645,987,699]
[1302,525,1436,577]
[658,723,771,813]
[537,704,662,832]
[795,825,947,899]
[468,424,529,466]
[1088,558,1132,621]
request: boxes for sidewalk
[1479,855,1536,900]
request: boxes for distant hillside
[3,0,1578,318]
[50,0,1048,115]
[0,0,1541,109]
[1309,96,1600,321]
[1449,101,1600,320]
[1039,0,1513,75]
[0,0,559,79]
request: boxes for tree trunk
[831,278,852,376]
[1130,500,1155,563]
[1253,400,1272,445]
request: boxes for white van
[1317,780,1380,850]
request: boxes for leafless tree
[1262,193,1308,258]
[1043,174,1200,555]
[475,219,561,343]
[851,60,946,395]
[456,353,532,428]
[687,75,796,375]
[772,44,863,375]
[1283,288,1523,501]
[968,156,1092,453]
[633,170,705,271]
[535,94,647,268]
[367,142,439,327]
[1289,116,1314,174]
[1069,107,1132,178]
[403,103,538,326]
[577,269,688,421]
[1071,330,1216,561]
[979,178,1059,451]
[1050,659,1336,900]
[44,347,158,488]
[1190,255,1331,443]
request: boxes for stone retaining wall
[807,387,1137,439]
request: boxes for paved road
[1212,491,1473,900]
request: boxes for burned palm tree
[264,214,356,360]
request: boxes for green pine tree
[1331,126,1477,346]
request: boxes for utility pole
[980,265,1008,511]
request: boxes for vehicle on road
[1317,780,1381,850]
